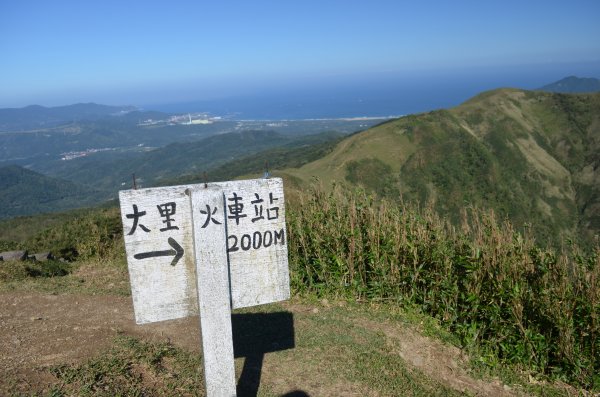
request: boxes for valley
[0,104,388,219]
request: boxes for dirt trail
[1,292,523,396]
[356,318,516,397]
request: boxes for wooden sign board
[221,178,289,309]
[119,178,290,324]
[119,186,196,324]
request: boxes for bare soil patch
[0,292,201,394]
[1,292,538,396]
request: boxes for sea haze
[146,64,600,119]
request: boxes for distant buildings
[60,147,113,160]
[137,113,216,126]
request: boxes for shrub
[0,259,72,281]
[26,207,123,261]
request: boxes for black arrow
[134,237,184,266]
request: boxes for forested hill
[0,165,105,219]
[0,103,139,131]
[0,130,345,219]
[287,89,600,246]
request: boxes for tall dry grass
[287,184,599,390]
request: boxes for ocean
[147,64,600,119]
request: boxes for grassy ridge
[287,89,600,248]
[2,183,598,391]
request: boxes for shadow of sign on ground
[232,311,309,397]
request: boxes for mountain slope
[539,76,600,93]
[287,89,600,245]
[0,165,105,219]
[0,103,138,132]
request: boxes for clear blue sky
[1,0,599,108]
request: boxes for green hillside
[286,89,600,246]
[0,103,138,132]
[0,165,105,219]
[0,130,344,219]
[167,130,345,186]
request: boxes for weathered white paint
[119,187,197,324]
[220,178,290,309]
[119,177,290,324]
[189,187,236,397]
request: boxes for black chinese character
[251,193,265,223]
[125,204,151,235]
[199,205,222,228]
[227,192,247,225]
[157,202,179,232]
[267,192,280,220]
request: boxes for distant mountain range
[0,103,142,132]
[538,76,600,93]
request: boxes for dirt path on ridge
[1,291,528,396]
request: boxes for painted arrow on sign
[134,237,184,266]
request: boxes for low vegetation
[0,259,72,282]
[0,206,128,295]
[288,185,599,390]
[24,207,123,261]
[13,303,486,397]
[49,336,205,397]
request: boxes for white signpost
[190,187,236,396]
[119,178,290,396]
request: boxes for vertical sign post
[119,178,290,397]
[189,187,236,396]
